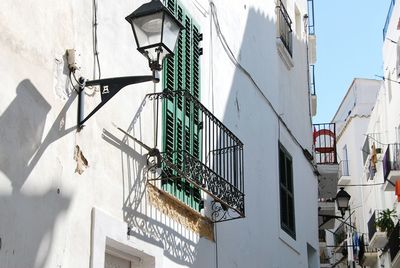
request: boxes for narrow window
[279,143,296,239]
[278,0,293,56]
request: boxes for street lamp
[125,0,183,71]
[319,187,351,228]
[336,187,351,217]
[77,0,184,128]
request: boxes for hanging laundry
[353,232,359,261]
[396,180,400,202]
[358,234,365,262]
[370,143,377,172]
[347,231,354,263]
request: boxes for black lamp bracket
[318,214,343,228]
[318,212,356,229]
[77,75,158,129]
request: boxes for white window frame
[90,207,161,268]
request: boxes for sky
[313,1,391,123]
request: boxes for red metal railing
[313,123,337,164]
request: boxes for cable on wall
[209,1,316,171]
[93,0,101,79]
[338,183,385,187]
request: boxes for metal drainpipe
[215,223,219,268]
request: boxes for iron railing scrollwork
[146,90,245,222]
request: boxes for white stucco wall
[0,0,317,267]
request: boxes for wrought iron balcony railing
[277,0,293,56]
[307,0,315,35]
[319,229,326,243]
[313,123,337,164]
[368,210,379,241]
[383,143,400,181]
[388,221,400,262]
[362,134,383,164]
[309,65,316,95]
[146,90,245,222]
[383,0,396,40]
[358,235,379,266]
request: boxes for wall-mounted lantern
[319,187,351,228]
[77,0,183,128]
[125,0,183,71]
[336,187,351,217]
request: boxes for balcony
[338,160,351,185]
[382,144,400,191]
[333,223,347,253]
[359,237,379,267]
[319,230,329,264]
[307,0,317,65]
[368,210,389,249]
[307,0,315,35]
[388,221,400,266]
[318,200,336,229]
[383,0,396,40]
[313,123,337,165]
[309,65,317,116]
[277,0,293,56]
[314,123,339,200]
[145,91,244,222]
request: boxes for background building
[0,0,318,267]
[317,1,400,267]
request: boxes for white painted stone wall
[0,0,317,267]
[332,79,380,234]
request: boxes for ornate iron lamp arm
[77,75,156,128]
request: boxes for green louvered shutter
[162,0,202,210]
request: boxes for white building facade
[0,0,319,267]
[318,1,400,267]
[317,79,380,267]
[357,0,400,266]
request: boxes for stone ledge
[147,183,214,241]
[276,37,294,70]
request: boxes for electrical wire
[68,72,80,93]
[71,71,98,96]
[209,2,316,171]
[375,74,400,84]
[72,72,81,85]
[93,0,101,79]
[338,182,385,187]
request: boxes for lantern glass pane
[162,13,181,53]
[336,197,348,210]
[132,12,163,48]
